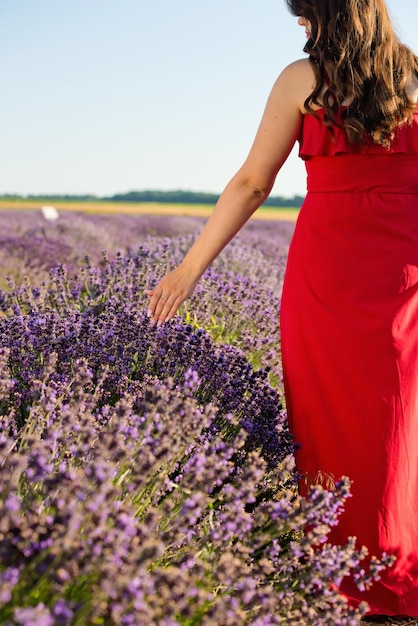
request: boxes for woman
[147,0,418,618]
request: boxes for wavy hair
[286,0,418,146]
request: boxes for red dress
[280,107,418,615]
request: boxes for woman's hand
[146,264,199,327]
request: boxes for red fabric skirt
[280,153,418,615]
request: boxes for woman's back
[281,36,418,619]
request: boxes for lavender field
[0,210,387,625]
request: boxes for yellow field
[0,200,299,222]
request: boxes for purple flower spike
[0,212,387,624]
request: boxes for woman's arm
[147,59,312,326]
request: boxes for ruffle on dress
[298,108,418,160]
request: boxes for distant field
[0,200,300,221]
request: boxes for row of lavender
[0,210,386,625]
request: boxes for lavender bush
[0,209,289,385]
[0,211,392,624]
[0,210,207,288]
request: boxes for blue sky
[1,0,416,199]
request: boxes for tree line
[0,190,304,208]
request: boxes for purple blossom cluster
[0,210,207,288]
[0,255,289,468]
[1,210,291,387]
[0,210,391,624]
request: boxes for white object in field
[41,206,59,221]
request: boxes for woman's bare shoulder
[281,57,314,73]
[407,73,418,104]
[277,58,316,84]
[272,58,317,112]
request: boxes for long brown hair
[286,0,418,146]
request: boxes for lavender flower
[0,210,390,624]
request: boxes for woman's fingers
[146,267,198,326]
[163,295,183,324]
[146,285,184,326]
